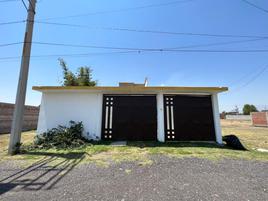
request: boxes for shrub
[34,121,88,149]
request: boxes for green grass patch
[1,141,265,168]
[1,120,268,167]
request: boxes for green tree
[59,58,78,86]
[77,67,96,86]
[59,58,97,86]
[243,104,258,115]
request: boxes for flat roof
[32,86,228,93]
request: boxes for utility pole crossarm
[8,0,36,155]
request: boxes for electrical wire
[28,39,268,51]
[230,65,268,92]
[0,50,137,61]
[38,0,197,21]
[21,0,27,11]
[34,21,268,39]
[31,41,166,51]
[1,48,268,61]
[0,0,19,2]
[0,42,22,47]
[2,19,267,41]
[241,0,268,14]
[15,41,268,52]
[0,37,264,50]
[0,20,25,26]
[167,38,268,49]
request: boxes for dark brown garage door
[102,95,157,141]
[164,95,216,141]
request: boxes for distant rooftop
[119,78,148,87]
[119,82,146,87]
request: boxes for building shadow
[0,152,86,195]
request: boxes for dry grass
[221,119,268,149]
[0,130,35,157]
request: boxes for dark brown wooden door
[164,95,216,141]
[102,95,157,141]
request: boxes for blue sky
[1,0,268,112]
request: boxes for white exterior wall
[211,93,223,144]
[225,115,251,121]
[156,93,165,142]
[37,92,103,140]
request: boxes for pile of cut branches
[34,121,88,149]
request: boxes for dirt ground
[221,119,268,149]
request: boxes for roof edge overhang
[32,86,228,94]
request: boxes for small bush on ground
[33,121,89,149]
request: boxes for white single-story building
[33,83,228,144]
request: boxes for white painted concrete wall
[37,92,103,140]
[226,115,251,121]
[211,93,223,144]
[156,93,165,142]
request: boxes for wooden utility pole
[8,0,36,155]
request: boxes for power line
[1,37,268,53]
[0,51,137,61]
[230,65,268,92]
[31,41,166,51]
[0,0,19,2]
[0,51,137,63]
[35,21,268,39]
[240,65,268,88]
[1,37,267,54]
[23,41,268,52]
[168,38,268,49]
[1,37,266,50]
[38,0,197,21]
[29,39,268,51]
[2,19,268,41]
[241,0,268,14]
[21,0,27,10]
[0,20,25,26]
[0,42,22,47]
[1,48,268,61]
[229,64,266,87]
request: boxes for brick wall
[0,102,39,134]
[251,112,268,127]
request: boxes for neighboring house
[33,83,228,143]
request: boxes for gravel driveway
[0,156,267,201]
